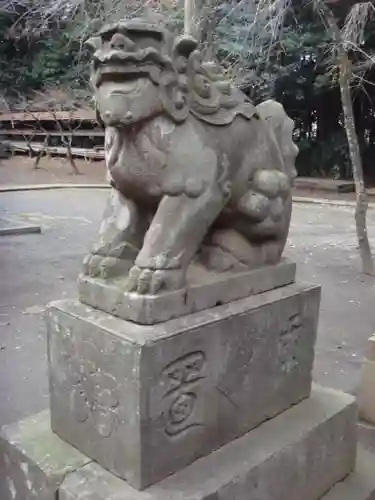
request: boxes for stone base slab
[47,282,320,489]
[358,334,375,426]
[0,224,41,236]
[57,386,357,500]
[78,259,296,324]
[323,447,375,499]
[358,421,375,454]
[0,410,91,500]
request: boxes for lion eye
[175,92,186,110]
[194,75,212,98]
[175,56,187,73]
[110,33,135,51]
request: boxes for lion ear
[173,35,198,59]
[84,36,102,52]
[158,35,197,123]
[159,84,189,123]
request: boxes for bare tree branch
[315,0,375,275]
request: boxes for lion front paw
[83,254,104,277]
[82,254,131,279]
[124,265,185,295]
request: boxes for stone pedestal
[46,282,320,489]
[3,388,375,500]
[3,272,375,499]
[57,386,358,500]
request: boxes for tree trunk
[319,2,375,275]
[64,136,80,175]
[184,0,209,42]
[339,55,375,275]
[184,0,194,35]
[24,137,36,162]
[34,135,48,170]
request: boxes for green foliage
[2,0,375,180]
[0,9,90,102]
[210,0,375,180]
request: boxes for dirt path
[0,155,369,204]
[0,156,107,186]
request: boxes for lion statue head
[85,19,256,128]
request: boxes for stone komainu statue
[83,19,298,296]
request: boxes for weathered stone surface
[58,386,357,500]
[81,19,299,299]
[358,334,375,425]
[47,282,320,489]
[78,259,296,324]
[358,421,375,453]
[0,224,42,237]
[0,410,91,500]
[322,446,375,500]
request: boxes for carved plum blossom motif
[278,313,303,374]
[60,328,119,438]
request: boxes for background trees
[2,0,375,182]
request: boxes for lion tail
[255,100,298,181]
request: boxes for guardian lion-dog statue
[82,20,298,300]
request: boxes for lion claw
[82,254,131,279]
[125,265,185,295]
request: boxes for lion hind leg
[208,228,281,271]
